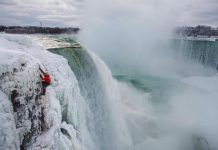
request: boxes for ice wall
[0,34,90,150]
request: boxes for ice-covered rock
[0,50,43,149]
[0,34,88,150]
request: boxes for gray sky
[0,0,82,27]
[0,0,217,27]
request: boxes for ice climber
[39,67,51,95]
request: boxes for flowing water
[49,43,129,150]
[49,37,218,150]
[171,39,218,69]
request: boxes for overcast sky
[0,0,217,27]
[0,0,82,27]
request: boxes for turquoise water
[49,37,194,106]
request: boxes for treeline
[0,25,80,34]
[174,25,218,37]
